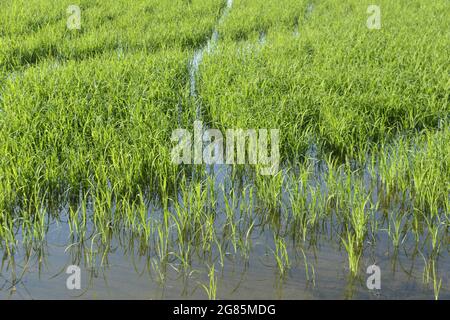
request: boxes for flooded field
[1,162,449,300]
[0,0,449,300]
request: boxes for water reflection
[0,162,449,299]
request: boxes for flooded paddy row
[1,0,449,299]
[1,155,449,299]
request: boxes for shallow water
[1,210,448,300]
[1,163,449,300]
[1,0,448,301]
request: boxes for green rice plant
[201,264,217,300]
[218,0,309,41]
[422,256,442,301]
[84,232,101,270]
[155,225,169,264]
[173,239,193,274]
[238,184,255,220]
[236,220,255,261]
[136,193,151,242]
[307,184,328,232]
[273,235,290,277]
[422,214,443,254]
[201,0,449,164]
[201,210,216,254]
[288,171,309,242]
[299,248,315,286]
[0,0,227,70]
[341,232,362,276]
[256,170,284,213]
[223,185,239,253]
[388,212,406,248]
[1,0,449,300]
[150,257,168,286]
[214,236,225,268]
[0,212,16,257]
[349,202,368,250]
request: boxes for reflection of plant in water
[256,171,284,213]
[342,232,362,276]
[422,255,442,300]
[1,123,450,300]
[388,211,406,248]
[273,235,290,277]
[150,257,167,286]
[200,264,217,300]
[299,248,315,286]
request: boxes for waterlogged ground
[1,0,449,300]
[0,217,448,301]
[2,208,450,300]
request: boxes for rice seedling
[256,170,285,213]
[155,225,169,265]
[150,257,168,286]
[299,248,315,287]
[388,212,406,248]
[200,264,217,300]
[273,235,290,277]
[422,255,443,300]
[0,0,227,70]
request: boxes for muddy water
[1,149,449,299]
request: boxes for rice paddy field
[0,0,449,300]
